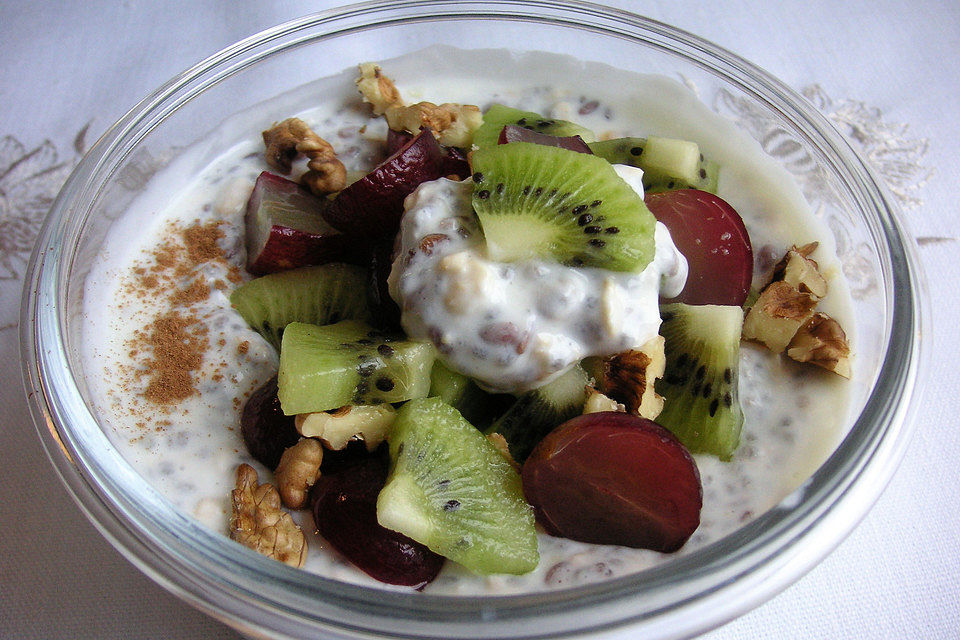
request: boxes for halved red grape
[367,239,402,331]
[322,129,445,237]
[497,124,593,154]
[440,145,471,180]
[522,412,702,553]
[240,376,300,470]
[245,172,353,275]
[645,189,753,306]
[311,451,445,588]
[385,128,414,155]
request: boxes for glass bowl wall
[21,2,924,639]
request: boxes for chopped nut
[787,312,852,378]
[356,62,404,115]
[274,439,324,509]
[229,464,306,567]
[439,251,495,313]
[596,336,666,420]
[356,62,482,147]
[384,102,483,148]
[261,117,346,195]
[486,433,520,472]
[742,280,819,352]
[772,243,828,299]
[583,385,626,414]
[295,404,396,451]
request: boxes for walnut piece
[772,242,828,299]
[261,117,346,195]
[582,385,626,414]
[486,433,520,472]
[787,312,852,378]
[742,280,819,353]
[295,404,396,451]
[356,62,404,115]
[384,102,483,148]
[356,62,482,147]
[274,439,324,510]
[595,335,666,420]
[229,464,306,567]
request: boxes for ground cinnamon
[142,310,207,403]
[122,219,239,410]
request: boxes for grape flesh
[322,129,445,238]
[311,451,445,588]
[645,189,753,306]
[522,412,702,553]
[240,376,300,470]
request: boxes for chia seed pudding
[81,46,854,594]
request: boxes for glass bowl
[20,1,925,638]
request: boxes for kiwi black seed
[470,142,657,272]
[377,397,539,575]
[655,303,744,460]
[588,136,719,194]
[230,263,371,350]
[277,320,435,415]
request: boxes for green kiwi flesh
[230,263,370,350]
[484,364,589,463]
[377,397,539,575]
[655,303,744,460]
[472,104,595,150]
[277,320,435,415]
[428,361,513,430]
[589,136,719,194]
[471,142,657,272]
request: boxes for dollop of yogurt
[389,168,686,393]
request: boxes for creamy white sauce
[389,172,687,392]
[81,46,854,595]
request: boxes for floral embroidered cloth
[1,2,957,638]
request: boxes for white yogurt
[81,46,854,595]
[389,174,687,392]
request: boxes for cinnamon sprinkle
[142,311,207,403]
[123,219,241,411]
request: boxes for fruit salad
[82,46,854,594]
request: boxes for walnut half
[261,117,346,195]
[274,438,324,510]
[229,464,306,567]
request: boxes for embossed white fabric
[1,2,957,638]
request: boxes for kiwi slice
[655,303,744,460]
[472,104,595,150]
[230,263,370,350]
[484,365,589,463]
[377,397,539,575]
[589,136,719,194]
[428,361,513,430]
[471,142,657,272]
[278,320,435,415]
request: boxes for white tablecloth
[2,2,957,638]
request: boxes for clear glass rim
[20,1,927,638]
